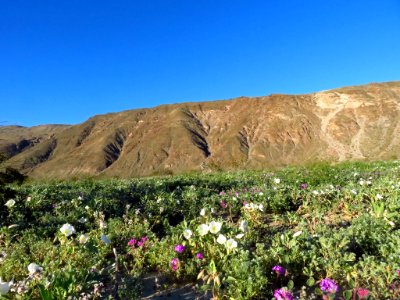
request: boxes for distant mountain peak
[1,81,400,179]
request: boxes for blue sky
[1,0,400,127]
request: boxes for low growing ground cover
[1,161,400,299]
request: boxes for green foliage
[1,160,400,298]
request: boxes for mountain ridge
[1,81,400,179]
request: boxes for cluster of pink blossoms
[127,236,148,248]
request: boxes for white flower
[351,189,357,195]
[359,179,365,186]
[216,234,227,245]
[0,278,13,295]
[159,207,164,213]
[225,238,238,250]
[197,224,209,236]
[26,196,32,202]
[79,217,87,223]
[99,220,107,229]
[200,208,206,216]
[79,234,89,244]
[85,206,90,210]
[183,229,193,240]
[8,224,18,229]
[258,192,264,196]
[376,194,383,200]
[274,178,281,184]
[258,204,264,212]
[211,207,215,213]
[4,199,15,208]
[60,223,76,237]
[28,263,43,275]
[312,190,319,195]
[239,220,248,232]
[100,234,111,245]
[209,221,222,234]
[235,233,244,239]
[246,203,258,210]
[388,221,395,227]
[293,230,303,238]
[78,196,83,200]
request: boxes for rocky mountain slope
[1,81,400,179]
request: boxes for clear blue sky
[1,0,400,127]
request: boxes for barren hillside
[1,81,400,179]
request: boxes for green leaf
[287,280,294,290]
[306,277,315,287]
[225,276,237,283]
[343,289,353,300]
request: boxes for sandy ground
[141,273,211,300]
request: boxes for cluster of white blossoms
[216,234,238,250]
[244,202,264,212]
[197,220,222,236]
[59,223,109,245]
[0,263,44,295]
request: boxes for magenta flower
[272,265,286,276]
[397,269,400,277]
[136,236,149,247]
[300,183,308,190]
[128,238,137,247]
[170,258,180,271]
[196,252,204,260]
[174,244,186,253]
[273,288,293,300]
[357,288,369,299]
[320,278,338,294]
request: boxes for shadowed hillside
[1,81,400,179]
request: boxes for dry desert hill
[1,81,400,179]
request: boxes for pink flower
[196,252,204,260]
[128,238,137,247]
[170,258,180,271]
[175,244,186,253]
[220,201,227,209]
[273,288,293,300]
[300,183,308,189]
[357,288,369,299]
[320,278,338,294]
[272,265,286,276]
